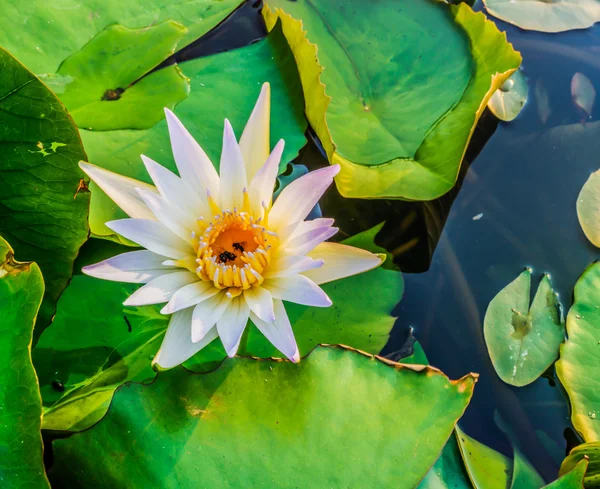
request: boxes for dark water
[171,0,600,482]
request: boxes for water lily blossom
[80,83,382,369]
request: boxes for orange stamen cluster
[193,208,277,296]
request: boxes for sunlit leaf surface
[48,346,476,488]
[0,237,49,489]
[557,263,600,442]
[488,69,529,122]
[483,0,600,33]
[263,0,521,199]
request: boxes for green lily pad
[0,0,242,75]
[560,443,598,487]
[576,169,600,247]
[484,269,564,387]
[455,425,513,489]
[556,263,600,442]
[48,346,476,488]
[482,0,600,33]
[0,237,49,489]
[263,0,521,199]
[35,231,402,431]
[488,69,529,122]
[50,21,189,131]
[548,458,588,488]
[83,23,308,242]
[0,47,90,339]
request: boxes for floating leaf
[48,346,476,488]
[0,237,49,488]
[35,231,402,431]
[546,458,588,488]
[560,442,598,487]
[0,47,90,339]
[0,0,242,75]
[577,169,600,247]
[557,262,600,442]
[83,23,308,242]
[488,69,529,122]
[484,269,564,387]
[572,73,596,119]
[263,0,521,199]
[482,0,600,33]
[455,425,513,489]
[50,21,190,131]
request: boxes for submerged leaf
[0,47,90,339]
[0,237,49,488]
[488,69,529,122]
[48,346,476,488]
[263,0,521,199]
[556,263,600,442]
[577,169,600,247]
[482,0,600,33]
[484,269,564,387]
[535,79,552,125]
[572,72,596,119]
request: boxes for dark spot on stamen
[218,251,236,263]
[102,88,125,101]
[232,242,244,252]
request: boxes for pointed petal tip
[290,349,301,363]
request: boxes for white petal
[285,226,338,256]
[191,292,231,343]
[141,155,208,219]
[269,165,340,231]
[250,300,299,362]
[248,139,284,215]
[303,242,383,285]
[217,296,250,357]
[123,271,198,306]
[136,188,194,242]
[264,255,323,279]
[239,82,271,181]
[161,281,220,314]
[82,250,174,283]
[79,162,157,220]
[153,308,219,370]
[219,119,247,210]
[106,218,194,260]
[164,108,220,198]
[264,275,332,307]
[288,218,335,240]
[243,286,275,322]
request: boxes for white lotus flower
[80,83,382,369]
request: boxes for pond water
[175,0,600,482]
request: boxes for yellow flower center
[193,209,277,296]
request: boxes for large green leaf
[48,346,476,488]
[0,237,49,489]
[263,0,521,199]
[482,0,600,33]
[35,231,402,431]
[0,0,242,75]
[455,425,513,489]
[556,263,600,442]
[0,47,90,339]
[548,459,588,488]
[560,443,599,488]
[84,23,308,242]
[484,269,564,387]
